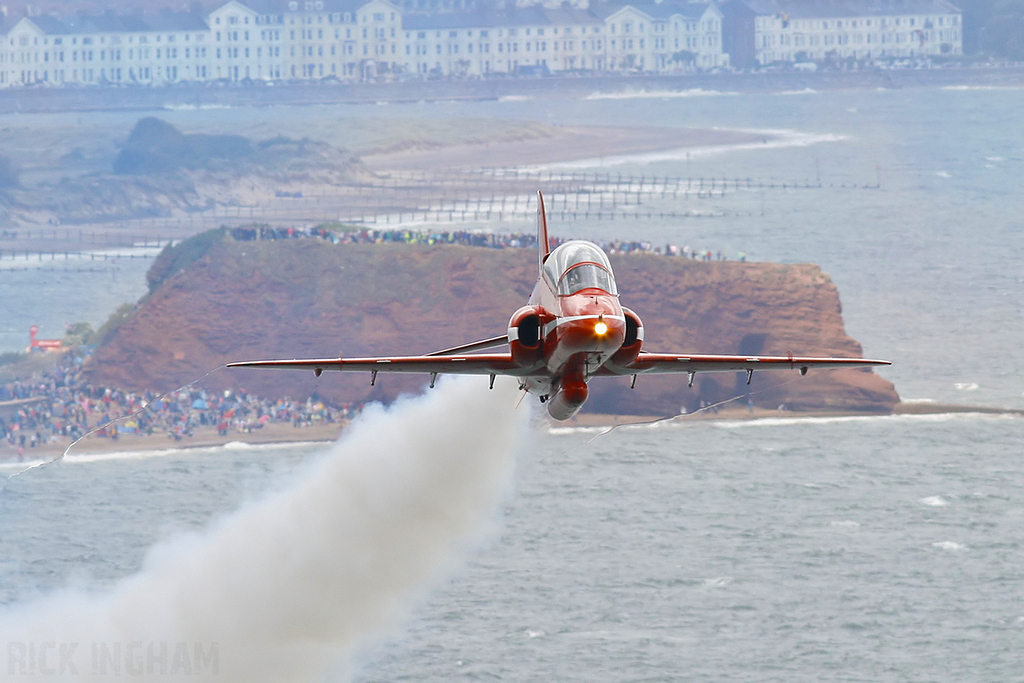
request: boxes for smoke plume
[1,376,527,681]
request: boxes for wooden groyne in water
[1,167,880,254]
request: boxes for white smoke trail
[0,376,527,681]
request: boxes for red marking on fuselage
[547,290,625,373]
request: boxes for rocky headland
[0,117,364,226]
[84,231,898,416]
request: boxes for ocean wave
[546,408,1021,436]
[162,103,234,110]
[1,439,331,468]
[703,576,733,587]
[0,244,169,271]
[776,88,819,96]
[942,85,1024,91]
[831,520,861,528]
[0,458,49,471]
[547,425,617,436]
[498,95,533,102]
[919,495,949,507]
[521,129,846,171]
[712,414,895,429]
[931,540,965,551]
[713,411,1021,430]
[584,88,738,100]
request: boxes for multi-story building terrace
[0,0,728,87]
[402,2,726,77]
[1,10,209,87]
[596,2,727,72]
[403,6,610,76]
[723,0,962,67]
[204,0,402,82]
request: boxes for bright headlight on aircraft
[594,321,609,336]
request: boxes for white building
[0,11,209,87]
[402,6,606,76]
[206,0,402,81]
[0,0,728,87]
[401,2,726,77]
[598,2,728,72]
[726,0,961,66]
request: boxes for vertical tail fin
[537,190,550,275]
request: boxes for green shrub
[146,227,226,294]
[93,303,137,347]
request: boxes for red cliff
[85,235,898,415]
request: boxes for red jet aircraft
[228,193,889,420]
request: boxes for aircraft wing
[227,352,526,377]
[602,352,890,376]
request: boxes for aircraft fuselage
[517,241,628,419]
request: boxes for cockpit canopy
[544,240,618,296]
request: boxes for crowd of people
[0,352,358,460]
[229,225,747,261]
[0,223,749,460]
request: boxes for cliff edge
[85,235,898,415]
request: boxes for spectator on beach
[0,351,358,457]
[227,224,745,265]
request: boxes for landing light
[594,321,609,336]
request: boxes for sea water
[2,412,1022,681]
[1,84,1023,680]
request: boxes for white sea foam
[713,411,1020,431]
[221,440,258,450]
[920,495,949,507]
[547,425,610,436]
[932,541,965,551]
[831,520,861,528]
[1,440,330,471]
[522,128,846,171]
[163,104,234,111]
[954,382,979,391]
[584,88,739,100]
[0,244,169,272]
[935,170,952,178]
[942,85,1024,91]
[702,577,733,588]
[0,458,49,471]
[0,376,527,682]
[547,408,1020,437]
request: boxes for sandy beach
[361,125,772,171]
[8,399,1020,465]
[0,420,345,462]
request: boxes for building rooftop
[734,0,960,19]
[23,11,208,35]
[403,5,602,29]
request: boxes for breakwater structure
[2,166,881,257]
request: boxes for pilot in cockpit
[545,240,619,297]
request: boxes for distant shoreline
[1,66,1023,116]
[3,401,1020,463]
